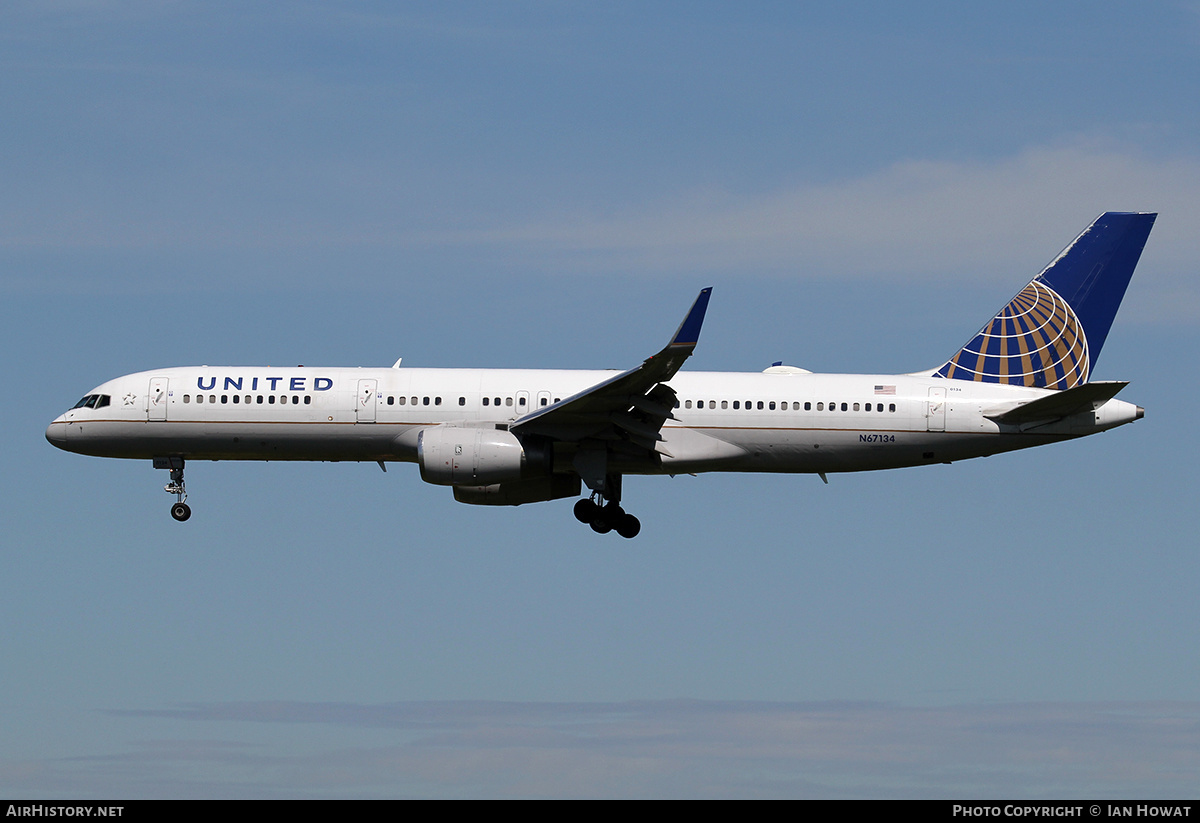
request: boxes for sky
[2,1,1199,798]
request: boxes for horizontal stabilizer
[984,380,1128,425]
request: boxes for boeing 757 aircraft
[47,212,1155,538]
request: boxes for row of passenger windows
[183,394,312,405]
[386,396,443,406]
[176,392,897,413]
[679,399,897,412]
[383,395,561,408]
[177,393,562,410]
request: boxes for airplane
[46,211,1155,538]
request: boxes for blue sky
[2,1,1199,798]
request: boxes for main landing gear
[573,495,641,539]
[155,456,191,521]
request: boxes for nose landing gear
[154,456,191,521]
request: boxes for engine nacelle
[418,426,528,486]
[453,474,581,506]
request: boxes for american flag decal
[874,385,896,395]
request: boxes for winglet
[668,287,712,349]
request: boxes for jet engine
[453,474,581,506]
[418,426,537,486]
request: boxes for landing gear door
[148,377,169,421]
[927,386,946,432]
[357,379,378,423]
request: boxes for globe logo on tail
[935,280,1090,390]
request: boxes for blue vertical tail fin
[935,211,1156,389]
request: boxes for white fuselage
[45,365,1142,476]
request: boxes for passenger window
[841,402,848,411]
[459,397,466,406]
[540,398,548,406]
[221,395,228,404]
[423,397,429,406]
[210,395,216,404]
[435,397,442,406]
[387,396,394,406]
[757,401,764,410]
[889,403,896,412]
[293,395,299,404]
[280,395,287,404]
[269,396,275,404]
[721,400,728,409]
[769,401,776,410]
[304,396,311,405]
[411,397,418,405]
[518,397,526,407]
[399,396,406,405]
[733,401,740,410]
[257,395,263,404]
[183,395,191,404]
[245,395,251,404]
[483,397,489,406]
[685,400,692,409]
[816,402,823,411]
[804,402,811,410]
[233,395,240,404]
[505,397,512,407]
[853,402,859,411]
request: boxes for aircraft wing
[510,288,712,458]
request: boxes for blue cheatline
[935,212,1156,389]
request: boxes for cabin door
[148,377,169,421]
[927,387,946,432]
[357,379,378,423]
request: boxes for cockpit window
[71,394,111,410]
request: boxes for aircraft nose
[45,418,68,449]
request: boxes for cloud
[4,138,1197,314]
[2,699,1193,797]
[464,141,1200,283]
